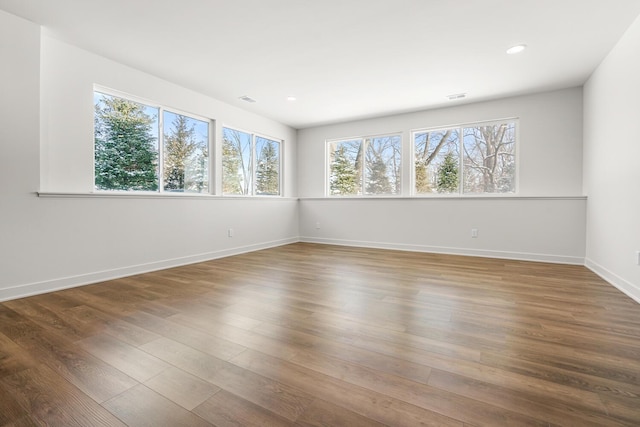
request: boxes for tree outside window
[163,111,209,193]
[413,121,516,195]
[94,93,159,191]
[328,135,401,196]
[222,127,282,196]
[94,91,212,194]
[255,136,280,195]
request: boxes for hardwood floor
[1,243,639,426]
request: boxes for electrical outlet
[228,228,234,237]
[315,222,321,230]
[471,228,478,238]
[636,250,640,266]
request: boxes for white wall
[0,11,42,297]
[584,15,640,302]
[298,88,584,198]
[298,89,587,263]
[299,197,586,264]
[0,11,299,302]
[40,36,297,196]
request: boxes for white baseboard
[300,236,585,265]
[10,237,627,305]
[0,237,299,303]
[585,258,640,304]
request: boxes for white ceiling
[2,0,640,129]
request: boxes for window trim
[161,108,213,195]
[254,133,284,197]
[221,124,284,197]
[326,132,403,197]
[410,117,520,196]
[93,86,214,195]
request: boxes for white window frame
[326,132,403,197]
[410,118,519,196]
[161,108,214,195]
[93,86,214,195]
[221,125,283,197]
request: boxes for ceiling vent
[447,93,467,101]
[239,95,257,103]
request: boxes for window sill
[299,195,587,201]
[37,191,296,201]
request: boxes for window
[94,92,160,191]
[163,111,209,193]
[414,128,460,194]
[413,120,517,195]
[222,127,281,196]
[94,91,211,194]
[255,136,281,195]
[328,134,401,196]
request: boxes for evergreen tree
[222,136,243,194]
[366,154,391,194]
[185,147,209,193]
[256,141,279,195]
[330,146,358,195]
[94,96,158,191]
[164,114,197,192]
[436,152,459,193]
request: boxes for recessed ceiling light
[239,95,256,103]
[447,93,467,100]
[506,44,527,55]
[286,96,297,101]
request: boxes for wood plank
[140,337,314,422]
[193,390,293,427]
[295,397,389,427]
[76,333,170,382]
[63,304,161,346]
[1,366,126,426]
[144,366,220,410]
[122,310,248,361]
[253,322,433,384]
[0,309,138,404]
[231,348,464,427]
[0,331,37,378]
[102,384,212,426]
[427,368,619,426]
[288,349,550,426]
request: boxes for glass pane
[222,127,252,195]
[94,92,159,191]
[414,129,459,194]
[163,111,209,193]
[364,135,402,195]
[463,122,516,193]
[255,136,281,195]
[328,139,362,196]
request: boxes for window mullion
[361,138,366,196]
[251,134,257,196]
[458,127,464,194]
[158,107,164,193]
[209,120,215,195]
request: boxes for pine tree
[330,146,358,195]
[94,96,158,191]
[185,146,209,193]
[436,152,459,193]
[222,137,242,194]
[163,114,198,192]
[366,155,391,194]
[256,141,279,195]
